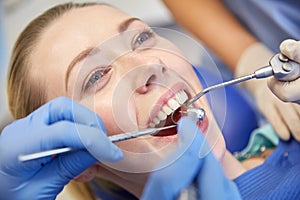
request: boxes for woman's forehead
[47,4,137,44]
[62,4,131,26]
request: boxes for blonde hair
[7,2,103,199]
[7,2,98,119]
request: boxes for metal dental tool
[171,53,300,124]
[18,124,176,162]
[176,107,206,123]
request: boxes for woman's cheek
[94,106,118,136]
[203,117,226,162]
[212,136,226,162]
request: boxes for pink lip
[147,82,190,125]
[197,114,209,134]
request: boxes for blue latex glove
[142,118,241,200]
[0,97,123,200]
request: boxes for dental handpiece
[270,53,300,81]
[18,125,176,162]
[171,53,300,124]
[187,53,300,106]
[185,66,273,107]
[170,65,273,124]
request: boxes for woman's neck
[221,150,247,180]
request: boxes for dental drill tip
[187,108,206,121]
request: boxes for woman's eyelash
[84,67,112,91]
[133,29,154,50]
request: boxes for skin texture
[28,5,244,197]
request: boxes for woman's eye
[133,31,154,50]
[84,67,112,91]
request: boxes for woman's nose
[135,62,167,94]
[115,52,167,94]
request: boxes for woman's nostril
[136,64,166,93]
[137,85,148,94]
[147,75,156,85]
[162,66,167,74]
[144,75,156,88]
[137,75,155,93]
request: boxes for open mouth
[149,90,188,137]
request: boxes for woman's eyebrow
[65,47,94,91]
[118,17,142,32]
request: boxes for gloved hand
[142,118,241,200]
[268,39,300,104]
[235,42,300,141]
[0,97,123,200]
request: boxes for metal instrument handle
[18,125,176,162]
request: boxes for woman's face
[30,5,225,175]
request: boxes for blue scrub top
[223,0,300,53]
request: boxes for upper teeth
[149,90,188,128]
